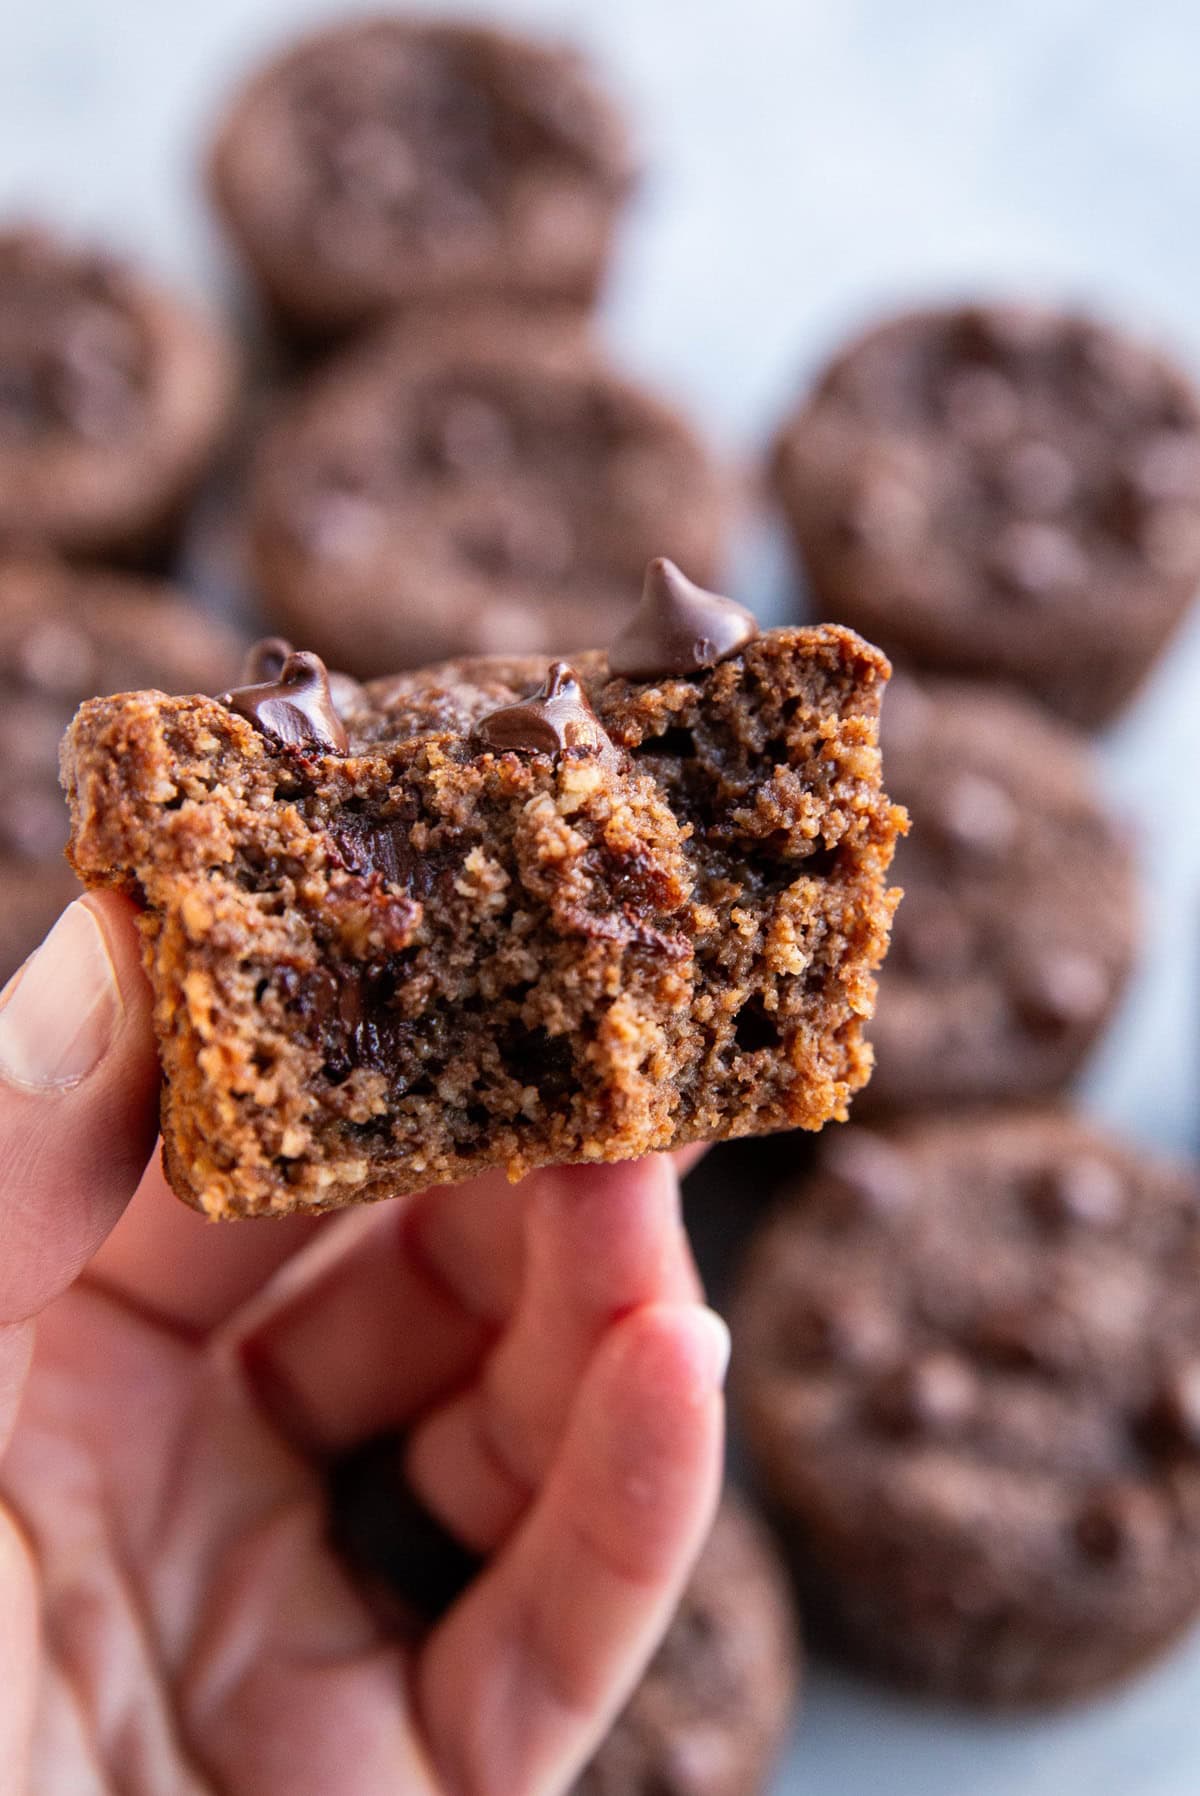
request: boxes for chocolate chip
[475,661,617,764]
[989,521,1087,601]
[955,303,1057,362]
[1074,1484,1165,1566]
[1146,1362,1200,1453]
[1015,949,1109,1034]
[997,439,1076,516]
[779,1294,895,1371]
[221,649,349,754]
[1026,1156,1127,1230]
[818,1129,915,1220]
[15,617,95,694]
[930,773,1019,858]
[431,393,513,472]
[942,366,1021,446]
[241,636,294,685]
[608,558,758,680]
[893,892,976,980]
[867,1352,977,1437]
[840,472,926,550]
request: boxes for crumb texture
[62,626,900,1217]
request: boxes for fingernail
[694,1309,731,1389]
[0,901,123,1090]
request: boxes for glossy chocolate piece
[609,557,758,679]
[221,648,348,754]
[475,660,617,764]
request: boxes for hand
[0,894,727,1796]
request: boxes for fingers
[0,894,159,1325]
[417,1302,727,1796]
[87,1152,322,1338]
[0,1505,38,1796]
[406,1157,701,1550]
[233,1171,526,1453]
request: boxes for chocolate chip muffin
[733,1112,1200,1707]
[0,226,236,559]
[772,302,1200,727]
[209,16,633,339]
[862,674,1137,1113]
[249,313,729,675]
[0,557,242,979]
[572,1494,800,1796]
[61,570,903,1218]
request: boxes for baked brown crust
[772,301,1200,727]
[0,227,236,558]
[734,1112,1200,1707]
[209,16,633,337]
[61,625,902,1218]
[249,312,729,675]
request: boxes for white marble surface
[3,2,1200,1789]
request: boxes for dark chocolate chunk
[819,1128,915,1220]
[867,1351,977,1437]
[475,660,617,764]
[221,649,349,754]
[1026,1156,1127,1229]
[1147,1362,1200,1453]
[609,557,758,680]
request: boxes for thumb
[0,891,159,1326]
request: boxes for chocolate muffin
[209,16,633,339]
[572,1494,800,1796]
[0,226,236,559]
[248,313,729,674]
[733,1112,1200,1707]
[863,674,1137,1113]
[771,301,1200,727]
[0,557,242,978]
[61,586,903,1218]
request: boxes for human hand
[0,893,727,1796]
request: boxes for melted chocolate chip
[1026,1156,1127,1230]
[608,557,758,680]
[931,772,1019,858]
[241,635,294,685]
[220,649,349,754]
[818,1129,915,1221]
[780,1295,895,1371]
[1074,1484,1165,1566]
[867,1352,977,1438]
[475,661,617,765]
[1015,949,1109,1035]
[1146,1362,1200,1454]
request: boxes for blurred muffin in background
[0,226,236,561]
[733,1111,1200,1707]
[0,557,243,978]
[861,673,1137,1114]
[248,311,730,674]
[771,301,1200,728]
[209,15,634,342]
[572,1492,801,1796]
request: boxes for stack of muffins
[6,10,1200,1788]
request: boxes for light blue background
[4,2,1199,1788]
